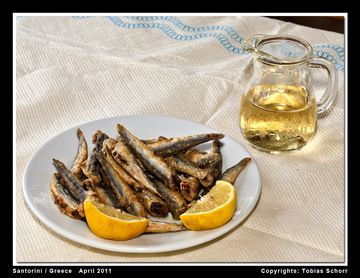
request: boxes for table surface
[16,16,345,263]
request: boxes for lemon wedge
[180,180,236,231]
[84,196,149,240]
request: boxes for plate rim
[22,114,262,253]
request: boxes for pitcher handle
[310,57,338,114]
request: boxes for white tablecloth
[16,15,345,262]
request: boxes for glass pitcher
[239,35,338,153]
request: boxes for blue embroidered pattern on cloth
[73,16,344,71]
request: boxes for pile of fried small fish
[50,124,251,233]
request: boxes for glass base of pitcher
[246,142,306,154]
[242,132,316,154]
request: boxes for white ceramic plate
[23,115,261,253]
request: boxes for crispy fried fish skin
[179,175,200,202]
[198,173,215,188]
[50,173,84,219]
[102,137,117,151]
[145,221,186,233]
[136,189,169,217]
[103,144,144,191]
[93,183,122,209]
[109,139,161,195]
[103,136,153,182]
[81,159,101,189]
[141,136,168,144]
[103,145,169,217]
[210,139,222,157]
[116,124,176,189]
[146,133,225,156]
[164,156,209,180]
[104,148,169,217]
[164,156,215,188]
[71,129,88,178]
[92,130,109,145]
[82,131,109,187]
[220,157,251,184]
[152,179,187,219]
[98,165,111,187]
[193,140,223,188]
[52,159,87,202]
[209,139,223,181]
[96,152,147,218]
[181,149,221,168]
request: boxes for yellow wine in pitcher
[240,84,317,152]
